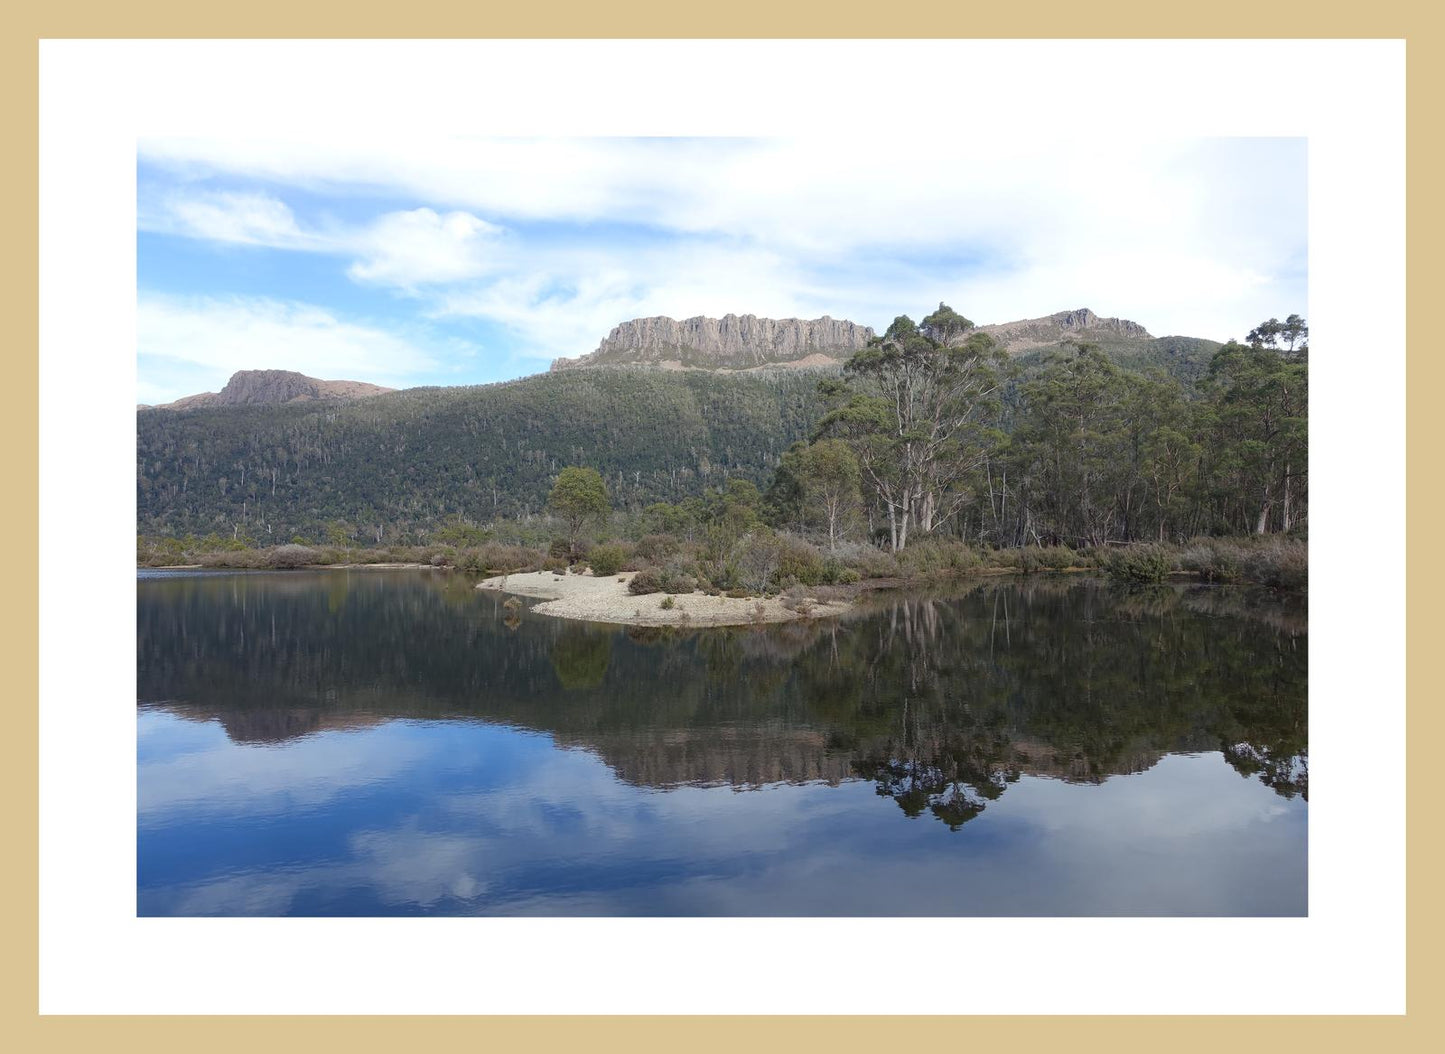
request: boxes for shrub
[634,533,680,562]
[775,534,827,587]
[834,541,900,579]
[267,544,319,569]
[588,543,628,577]
[1101,544,1174,583]
[1031,545,1079,571]
[1243,539,1308,590]
[628,570,662,595]
[896,538,981,577]
[836,567,862,585]
[1178,539,1242,582]
[730,531,785,594]
[659,595,676,610]
[656,565,698,594]
[542,556,569,573]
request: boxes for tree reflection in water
[138,571,1306,829]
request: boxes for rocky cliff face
[551,314,875,372]
[975,308,1153,353]
[145,369,394,411]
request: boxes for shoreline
[478,570,851,628]
[140,562,439,571]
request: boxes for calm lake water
[137,569,1307,916]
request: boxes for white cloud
[138,137,1308,369]
[143,189,506,288]
[137,294,445,403]
[156,189,319,249]
[347,207,504,287]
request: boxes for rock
[143,370,394,411]
[551,314,875,372]
[971,308,1154,353]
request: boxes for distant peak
[142,369,395,411]
[552,314,875,372]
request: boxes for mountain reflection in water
[137,570,1306,915]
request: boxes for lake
[137,569,1307,916]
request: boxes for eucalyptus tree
[548,466,611,547]
[1204,332,1308,534]
[816,308,1008,550]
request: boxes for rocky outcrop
[975,308,1153,353]
[552,314,875,372]
[143,369,394,411]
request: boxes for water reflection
[137,570,1306,915]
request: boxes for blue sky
[137,137,1307,405]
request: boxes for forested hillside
[136,368,829,542]
[135,303,1281,551]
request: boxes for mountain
[966,308,1221,387]
[550,308,1220,387]
[142,369,394,411]
[136,367,829,541]
[970,307,1153,351]
[551,314,875,372]
[135,308,1227,541]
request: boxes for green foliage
[1101,545,1174,583]
[895,538,983,577]
[586,543,628,577]
[774,534,827,587]
[633,533,679,562]
[819,305,1008,551]
[659,595,676,610]
[137,367,828,541]
[432,517,491,548]
[549,466,610,544]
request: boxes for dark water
[137,569,1307,916]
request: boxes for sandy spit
[477,570,849,628]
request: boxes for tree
[548,466,610,548]
[1247,315,1309,359]
[793,439,862,550]
[818,311,1007,550]
[1205,330,1307,534]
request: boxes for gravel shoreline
[477,570,850,627]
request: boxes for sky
[136,136,1307,405]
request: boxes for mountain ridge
[141,369,394,411]
[550,313,876,372]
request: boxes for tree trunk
[1282,461,1293,532]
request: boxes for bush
[1242,539,1308,590]
[542,556,569,573]
[1101,544,1174,583]
[659,595,676,610]
[834,541,899,579]
[628,570,662,595]
[726,531,785,594]
[775,534,826,587]
[267,544,319,569]
[1031,545,1079,571]
[633,533,680,562]
[896,538,982,577]
[587,543,629,577]
[1178,539,1242,582]
[836,567,862,585]
[655,565,698,593]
